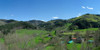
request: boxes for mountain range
[0,14,100,34]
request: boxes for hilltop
[68,14,100,30]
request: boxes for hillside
[0,19,17,26]
[0,22,36,34]
[38,14,100,30]
[68,14,100,30]
[27,20,45,25]
[39,19,67,31]
[69,14,100,22]
[0,14,100,31]
[0,19,7,26]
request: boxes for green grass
[13,29,50,49]
[67,43,82,50]
[16,29,48,36]
[45,46,54,50]
[67,42,94,50]
[63,28,99,36]
[63,32,75,35]
[73,28,99,32]
[0,38,4,43]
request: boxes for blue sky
[0,0,100,21]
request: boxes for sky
[0,0,100,21]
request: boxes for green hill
[68,14,100,30]
[1,14,100,32]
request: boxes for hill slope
[0,14,100,31]
[68,14,100,30]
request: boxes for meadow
[0,28,99,50]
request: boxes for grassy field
[67,43,82,50]
[63,28,99,35]
[73,28,99,32]
[67,42,94,50]
[5,29,51,50]
[0,29,96,50]
[16,29,48,35]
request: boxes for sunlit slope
[68,14,100,30]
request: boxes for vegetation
[0,14,100,50]
[0,22,36,35]
[73,28,99,32]
[69,14,100,30]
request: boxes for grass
[67,43,82,50]
[63,32,75,35]
[45,46,54,50]
[16,29,48,36]
[73,28,99,32]
[0,38,4,43]
[67,42,94,50]
[63,28,98,36]
[13,29,51,49]
[7,29,95,50]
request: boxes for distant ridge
[0,14,100,30]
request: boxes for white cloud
[41,20,44,21]
[81,6,94,10]
[77,13,81,17]
[52,17,59,19]
[82,6,86,9]
[87,6,93,10]
[41,20,47,22]
[41,20,45,21]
